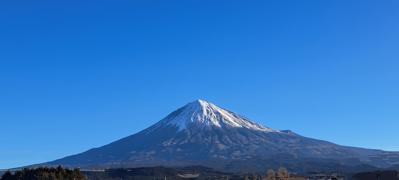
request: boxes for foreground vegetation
[1,166,85,180]
[0,166,314,180]
[2,166,398,180]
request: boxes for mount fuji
[47,100,399,172]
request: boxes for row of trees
[1,166,85,180]
[264,167,290,180]
[1,166,301,180]
[243,167,304,180]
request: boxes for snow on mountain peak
[163,99,277,132]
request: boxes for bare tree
[264,169,276,180]
[277,167,289,180]
[244,175,249,180]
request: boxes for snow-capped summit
[162,99,276,132]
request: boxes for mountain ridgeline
[47,100,399,173]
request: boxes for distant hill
[43,100,399,173]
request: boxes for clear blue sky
[1,0,398,169]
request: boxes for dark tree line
[1,166,85,180]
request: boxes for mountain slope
[48,100,399,172]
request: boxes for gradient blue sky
[1,0,399,169]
